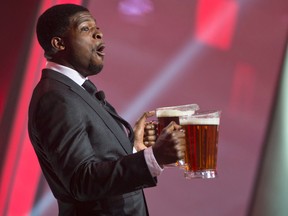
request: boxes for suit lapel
[41,69,132,154]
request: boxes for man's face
[61,11,105,77]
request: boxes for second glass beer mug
[179,110,221,179]
[156,104,200,167]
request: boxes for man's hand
[152,121,186,166]
[133,111,156,151]
[143,121,158,147]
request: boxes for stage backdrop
[0,0,287,215]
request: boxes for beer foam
[180,117,220,125]
[156,109,195,117]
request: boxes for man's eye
[81,26,89,32]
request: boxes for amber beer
[179,111,221,179]
[157,111,181,134]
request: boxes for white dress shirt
[45,61,163,177]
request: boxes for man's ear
[51,37,65,50]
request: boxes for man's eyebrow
[78,17,96,24]
[73,16,96,27]
[80,18,96,23]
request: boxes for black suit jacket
[28,69,157,215]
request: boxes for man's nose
[93,29,103,39]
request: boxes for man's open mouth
[96,44,105,56]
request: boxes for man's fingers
[144,129,156,136]
[145,111,155,118]
[141,111,155,122]
[144,135,157,141]
[173,130,186,159]
[144,121,157,129]
[135,111,156,127]
[163,121,183,135]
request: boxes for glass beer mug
[179,110,221,179]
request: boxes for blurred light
[228,63,256,115]
[122,39,203,121]
[195,0,238,50]
[28,191,54,216]
[121,1,239,121]
[118,0,154,16]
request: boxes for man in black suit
[28,4,185,216]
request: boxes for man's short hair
[36,4,89,55]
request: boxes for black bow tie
[82,79,134,142]
[82,80,106,104]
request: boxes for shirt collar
[45,61,87,86]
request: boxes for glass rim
[156,104,200,117]
[179,110,221,125]
[179,110,221,119]
[156,103,200,111]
